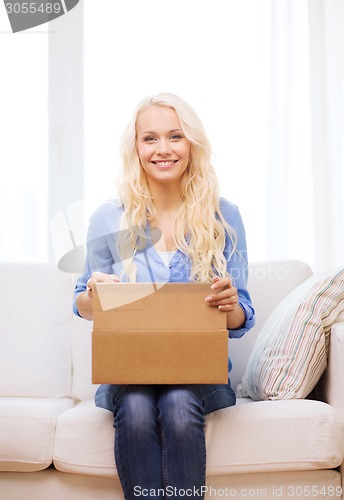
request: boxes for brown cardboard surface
[92,283,228,384]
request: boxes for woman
[74,93,255,499]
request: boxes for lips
[151,160,178,168]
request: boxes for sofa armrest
[323,320,344,418]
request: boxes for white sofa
[0,260,343,500]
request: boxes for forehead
[136,105,181,133]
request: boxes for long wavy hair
[116,92,237,282]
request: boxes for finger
[211,277,232,290]
[218,303,237,312]
[212,290,237,303]
[206,287,237,304]
[211,288,237,301]
[206,296,238,309]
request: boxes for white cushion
[0,398,75,472]
[54,400,116,477]
[0,263,73,397]
[206,398,343,474]
[53,398,343,477]
[237,267,344,400]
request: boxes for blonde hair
[117,92,237,282]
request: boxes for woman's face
[136,105,191,189]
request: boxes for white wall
[83,0,271,262]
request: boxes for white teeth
[156,161,175,166]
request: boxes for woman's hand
[77,272,120,321]
[205,277,245,329]
[87,272,120,291]
[205,277,237,311]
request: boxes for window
[0,13,48,262]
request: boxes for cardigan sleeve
[220,199,256,338]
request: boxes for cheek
[180,144,191,163]
[137,145,149,165]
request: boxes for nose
[157,139,171,156]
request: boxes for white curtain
[267,0,344,272]
[308,0,344,272]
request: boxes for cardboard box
[92,282,228,384]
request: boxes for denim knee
[114,387,159,434]
[158,387,204,438]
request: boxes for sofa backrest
[0,260,313,401]
[0,263,74,398]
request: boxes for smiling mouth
[151,160,178,167]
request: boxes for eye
[143,136,156,143]
[169,134,183,141]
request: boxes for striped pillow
[237,268,344,400]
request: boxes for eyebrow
[140,128,183,135]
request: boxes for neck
[148,181,183,215]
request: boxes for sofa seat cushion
[0,398,75,472]
[53,398,344,477]
[206,398,344,474]
[54,400,117,477]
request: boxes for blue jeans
[95,382,236,500]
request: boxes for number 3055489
[5,3,62,14]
